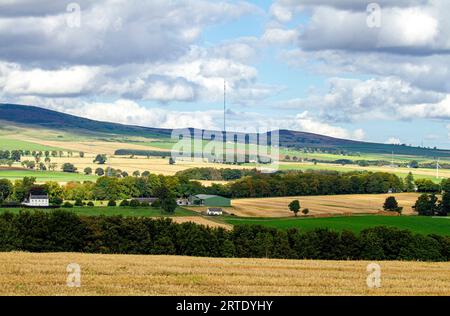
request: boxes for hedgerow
[0,211,449,261]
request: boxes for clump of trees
[176,168,260,181]
[383,197,403,214]
[413,179,450,217]
[415,179,440,193]
[62,163,77,173]
[93,154,107,165]
[0,150,21,162]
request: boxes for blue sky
[0,0,449,148]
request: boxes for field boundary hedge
[0,211,449,261]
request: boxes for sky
[0,0,450,148]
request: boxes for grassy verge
[224,215,450,236]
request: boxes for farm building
[176,198,190,206]
[206,208,223,216]
[22,194,49,207]
[189,194,231,207]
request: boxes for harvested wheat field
[0,253,449,296]
[171,216,232,230]
[231,193,421,218]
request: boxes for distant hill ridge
[1,103,449,157]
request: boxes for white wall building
[206,208,223,216]
[22,194,50,207]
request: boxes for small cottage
[22,194,50,207]
[206,208,223,216]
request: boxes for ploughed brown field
[1,252,449,296]
[230,193,421,218]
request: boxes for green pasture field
[225,215,450,236]
[281,148,450,164]
[0,206,197,217]
[0,169,97,182]
[0,138,63,151]
[274,163,448,183]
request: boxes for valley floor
[1,252,449,296]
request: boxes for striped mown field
[0,252,449,296]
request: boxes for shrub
[288,200,301,217]
[62,202,74,208]
[383,196,403,214]
[51,197,63,206]
[152,199,161,208]
[74,199,83,207]
[120,200,130,207]
[129,199,141,208]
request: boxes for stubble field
[231,193,421,217]
[0,252,449,296]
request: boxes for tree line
[0,211,448,261]
[176,167,260,181]
[1,170,449,206]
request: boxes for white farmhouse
[22,194,50,207]
[206,208,223,216]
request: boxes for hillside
[1,103,450,157]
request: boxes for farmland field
[0,206,197,217]
[0,169,97,182]
[0,137,63,151]
[276,162,449,183]
[0,130,448,183]
[0,207,228,229]
[230,193,421,217]
[0,252,449,296]
[225,215,450,236]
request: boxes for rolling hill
[1,103,450,157]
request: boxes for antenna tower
[223,79,226,133]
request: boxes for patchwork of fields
[1,128,449,183]
[1,253,449,296]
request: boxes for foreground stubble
[0,252,449,296]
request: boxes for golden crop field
[0,252,449,296]
[231,193,421,218]
[171,216,232,230]
[18,137,166,155]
